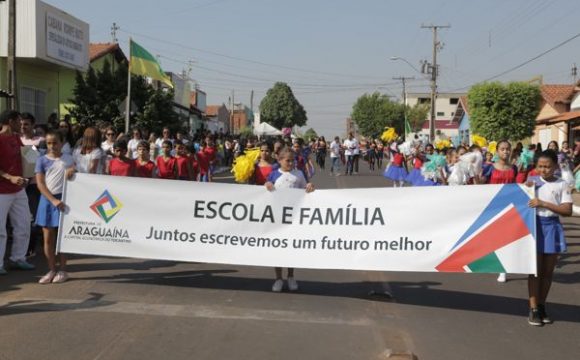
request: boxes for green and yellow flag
[129,39,173,88]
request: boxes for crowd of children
[2,107,577,327]
[382,136,575,327]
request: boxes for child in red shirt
[197,144,211,182]
[107,140,134,176]
[156,140,177,179]
[134,140,155,178]
[174,140,193,180]
[187,144,199,181]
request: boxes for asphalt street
[1,160,579,360]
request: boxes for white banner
[58,174,537,274]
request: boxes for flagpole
[125,38,132,134]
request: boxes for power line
[118,28,380,80]
[451,30,580,91]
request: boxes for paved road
[1,161,579,360]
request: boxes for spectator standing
[0,110,35,274]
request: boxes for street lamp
[389,56,422,75]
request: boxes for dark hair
[162,140,173,148]
[113,139,128,150]
[20,112,36,124]
[258,141,273,151]
[278,146,294,159]
[496,139,511,149]
[45,130,63,142]
[174,139,184,147]
[0,110,20,125]
[547,140,559,152]
[469,144,481,151]
[538,149,558,164]
[137,140,149,150]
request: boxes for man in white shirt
[342,133,357,175]
[329,136,341,175]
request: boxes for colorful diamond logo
[90,190,123,223]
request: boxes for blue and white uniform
[35,154,74,228]
[529,176,573,253]
[267,168,307,189]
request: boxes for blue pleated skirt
[536,216,566,254]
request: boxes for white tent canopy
[253,122,283,136]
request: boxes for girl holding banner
[526,150,573,326]
[265,147,314,292]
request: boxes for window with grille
[20,87,46,123]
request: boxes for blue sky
[49,0,580,137]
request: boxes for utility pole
[250,90,254,113]
[421,23,450,143]
[393,76,415,138]
[230,89,235,134]
[111,22,120,43]
[392,76,415,106]
[7,0,17,109]
[572,63,578,84]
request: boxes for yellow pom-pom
[435,139,451,150]
[231,147,261,183]
[472,134,487,147]
[381,127,398,142]
[487,141,497,155]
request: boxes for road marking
[0,298,389,326]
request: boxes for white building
[405,92,466,139]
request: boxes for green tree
[259,82,307,129]
[303,127,318,141]
[468,82,541,141]
[134,87,180,135]
[69,59,181,134]
[351,92,405,137]
[406,103,429,133]
[68,59,124,127]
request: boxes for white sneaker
[52,271,69,283]
[497,273,507,283]
[287,277,299,291]
[272,279,284,292]
[38,270,56,284]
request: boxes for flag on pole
[129,39,173,88]
[404,118,412,137]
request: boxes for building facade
[406,92,465,139]
[0,0,89,121]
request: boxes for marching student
[526,150,573,326]
[106,140,135,177]
[156,140,177,180]
[265,147,314,292]
[251,142,274,185]
[35,131,75,284]
[384,142,408,187]
[134,141,156,178]
[482,140,517,283]
[174,140,193,180]
[186,144,200,181]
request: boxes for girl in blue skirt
[527,150,573,326]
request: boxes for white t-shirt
[127,138,141,159]
[533,177,573,217]
[267,169,307,189]
[343,139,356,156]
[330,141,340,158]
[35,153,74,194]
[73,147,104,174]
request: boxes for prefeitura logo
[90,190,123,223]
